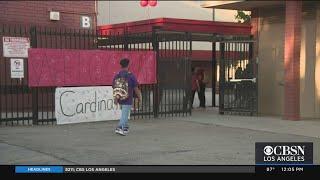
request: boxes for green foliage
[235,10,251,23]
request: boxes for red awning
[98,18,251,36]
[159,50,243,62]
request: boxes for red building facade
[0,1,97,29]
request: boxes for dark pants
[199,83,206,108]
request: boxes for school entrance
[0,18,256,126]
[99,18,256,116]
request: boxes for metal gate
[0,24,98,125]
[1,24,191,126]
[98,30,192,118]
[97,31,157,120]
[156,32,192,117]
[0,24,34,125]
[218,37,257,115]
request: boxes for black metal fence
[0,24,192,126]
[157,32,192,117]
[97,30,192,119]
[97,32,157,120]
[218,37,257,115]
[1,24,33,125]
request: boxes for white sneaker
[115,128,121,134]
[115,128,126,136]
[123,128,129,134]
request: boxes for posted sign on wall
[10,58,24,78]
[55,86,121,125]
[3,36,30,58]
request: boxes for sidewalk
[0,109,319,165]
[193,90,320,138]
[181,108,320,138]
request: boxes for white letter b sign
[81,16,91,28]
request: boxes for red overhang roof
[98,18,251,36]
[160,50,243,62]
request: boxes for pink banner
[28,49,157,87]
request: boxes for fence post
[30,26,38,125]
[219,41,225,115]
[152,28,159,118]
[124,28,128,51]
[187,32,192,116]
[212,38,217,107]
[248,38,257,115]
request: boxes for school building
[0,1,97,29]
[202,1,320,120]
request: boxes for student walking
[113,58,142,136]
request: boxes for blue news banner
[3,165,318,174]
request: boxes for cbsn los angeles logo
[255,143,313,164]
[263,145,305,162]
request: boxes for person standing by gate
[235,66,244,104]
[243,63,253,79]
[197,68,206,108]
[191,67,200,109]
[113,58,142,136]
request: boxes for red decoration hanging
[148,0,157,7]
[140,0,148,7]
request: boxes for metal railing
[0,24,192,125]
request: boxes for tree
[235,10,251,23]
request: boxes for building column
[315,6,320,118]
[251,9,260,114]
[284,1,302,120]
[251,9,259,76]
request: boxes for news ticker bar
[14,166,254,173]
[7,165,319,174]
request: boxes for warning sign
[3,36,30,58]
[10,58,24,78]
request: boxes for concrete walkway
[181,108,320,138]
[0,109,319,165]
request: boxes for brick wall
[284,1,302,120]
[0,1,97,113]
[0,1,96,29]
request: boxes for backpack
[113,72,130,101]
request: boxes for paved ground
[185,108,320,138]
[0,109,319,165]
